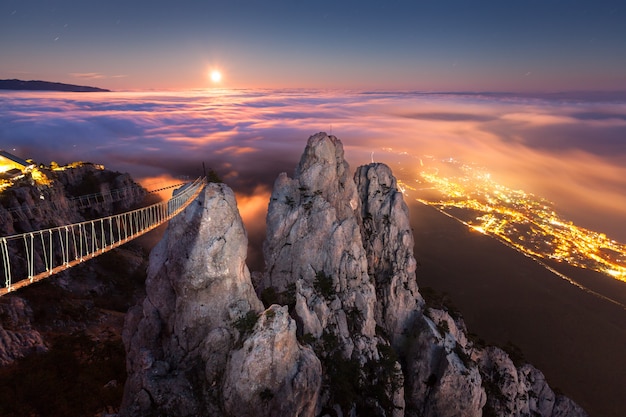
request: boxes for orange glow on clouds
[2,89,625,242]
[236,186,271,236]
[235,185,272,270]
[138,174,190,203]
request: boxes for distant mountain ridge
[0,79,110,92]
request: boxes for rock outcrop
[403,309,486,417]
[121,132,588,417]
[258,133,587,417]
[121,183,321,417]
[354,163,424,351]
[223,305,321,417]
[0,163,145,237]
[260,133,405,415]
[476,347,588,417]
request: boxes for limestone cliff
[121,133,588,417]
[259,133,587,417]
[354,163,424,352]
[120,183,321,417]
[260,133,404,415]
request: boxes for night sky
[2,0,625,91]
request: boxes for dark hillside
[0,79,110,92]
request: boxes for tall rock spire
[261,132,405,415]
[355,162,424,351]
[121,184,264,416]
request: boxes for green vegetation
[420,286,462,319]
[314,331,402,416]
[436,319,450,337]
[260,283,296,310]
[467,332,487,349]
[358,343,404,414]
[313,271,335,299]
[322,351,361,413]
[320,329,340,352]
[481,368,509,417]
[260,286,279,306]
[233,310,259,340]
[259,387,274,402]
[346,306,363,334]
[453,342,474,369]
[264,308,276,320]
[206,168,222,184]
[499,341,526,367]
[298,332,316,345]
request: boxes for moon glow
[210,70,222,83]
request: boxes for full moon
[210,70,222,83]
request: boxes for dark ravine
[120,133,588,417]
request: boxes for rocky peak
[261,133,405,415]
[119,133,589,417]
[262,133,376,346]
[354,163,424,351]
[121,183,264,416]
[294,133,359,219]
[121,182,321,417]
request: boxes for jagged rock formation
[223,305,321,417]
[259,133,587,417]
[403,309,485,416]
[354,163,424,351]
[259,133,405,415]
[121,183,322,417]
[121,133,588,417]
[476,347,588,417]
[261,133,376,344]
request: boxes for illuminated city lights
[403,158,626,283]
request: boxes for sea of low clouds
[1,89,626,251]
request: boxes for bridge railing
[0,177,206,295]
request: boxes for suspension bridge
[0,178,206,296]
[0,180,189,224]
